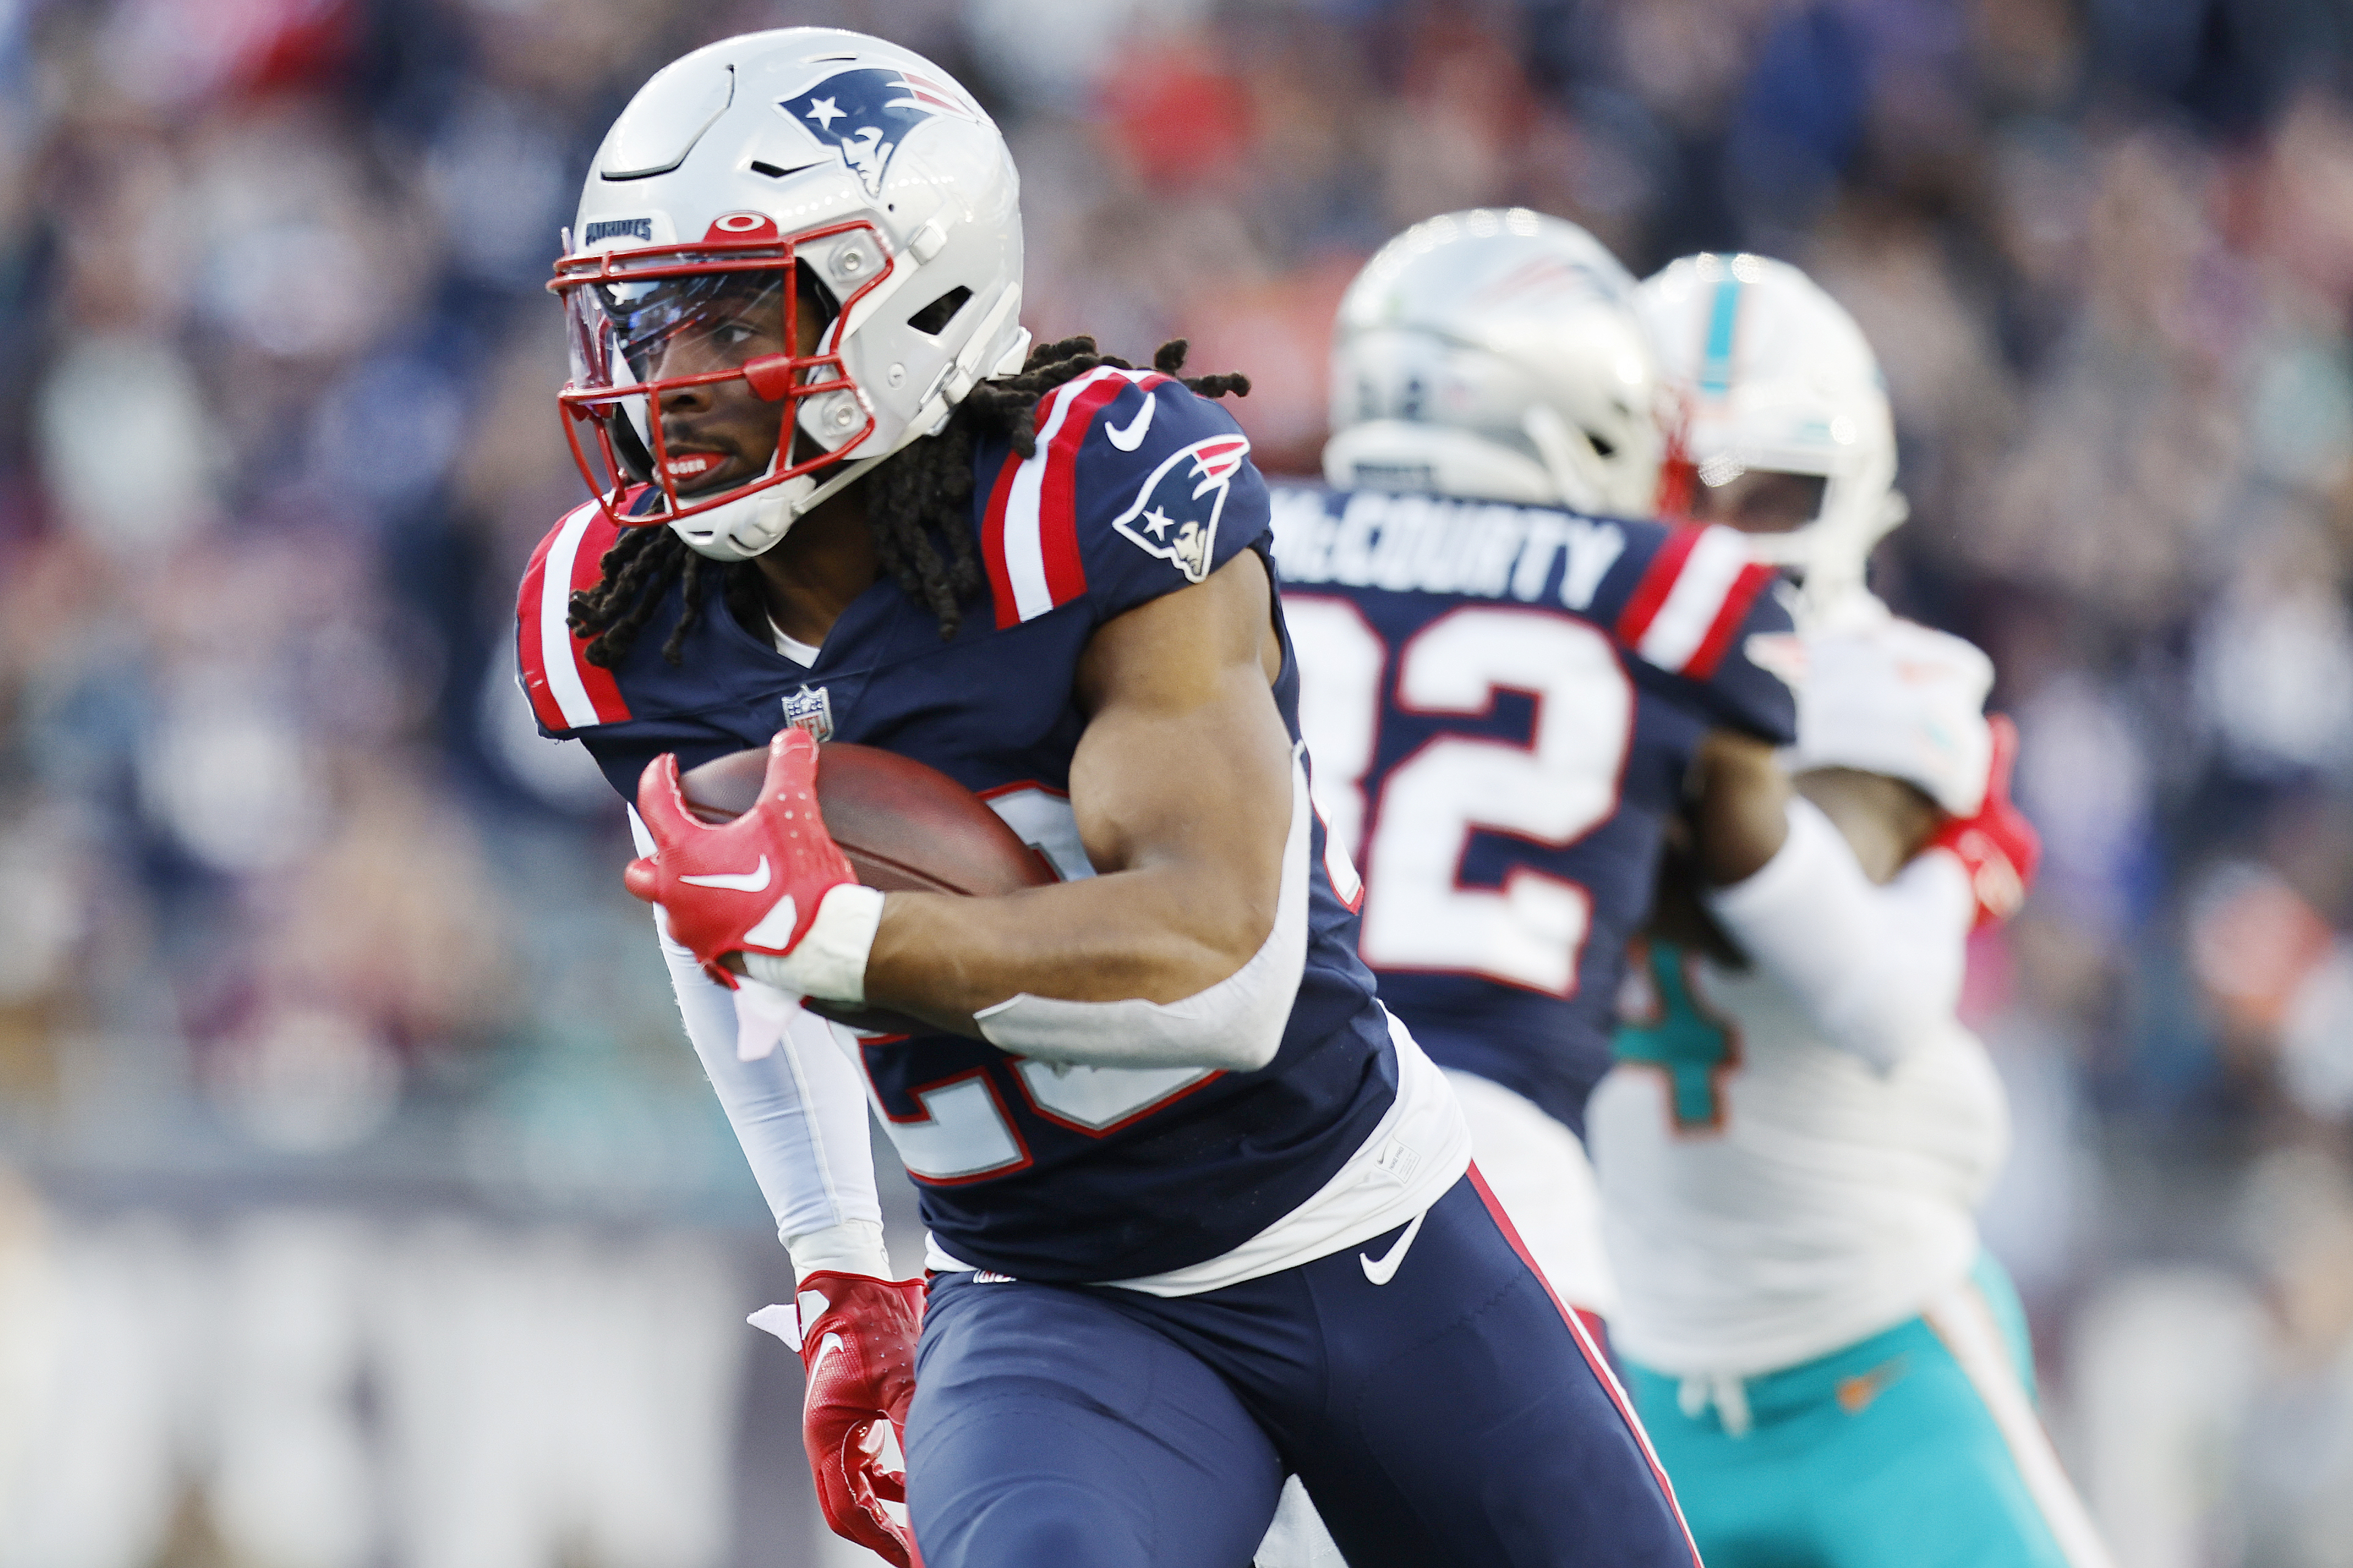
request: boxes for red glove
[625,728,856,987]
[792,1271,927,1567]
[1927,713,2041,928]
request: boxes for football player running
[1580,253,2112,1568]
[518,30,1696,1568]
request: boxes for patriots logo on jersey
[777,67,979,199]
[1111,433,1251,585]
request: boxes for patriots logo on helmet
[1111,433,1251,585]
[777,67,979,200]
[1471,254,1630,311]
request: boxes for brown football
[675,741,1059,1036]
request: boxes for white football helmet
[552,29,1032,561]
[1324,209,1665,516]
[1636,253,1904,615]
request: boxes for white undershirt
[768,617,819,667]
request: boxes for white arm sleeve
[631,807,889,1277]
[1702,796,1975,1071]
[971,748,1312,1072]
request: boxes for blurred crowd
[7,0,2353,1562]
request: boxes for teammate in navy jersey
[1272,489,1795,1146]
[520,31,1695,1568]
[1274,212,1798,1343]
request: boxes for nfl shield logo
[783,685,835,741]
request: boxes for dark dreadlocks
[566,337,1251,667]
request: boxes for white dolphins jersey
[1587,596,2012,1377]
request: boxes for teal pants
[1624,1257,2112,1568]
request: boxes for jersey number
[1286,600,1633,995]
[843,787,1218,1186]
[1613,940,1739,1131]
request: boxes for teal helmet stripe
[1698,273,1743,396]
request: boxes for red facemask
[548,213,897,530]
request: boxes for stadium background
[2,0,2351,1562]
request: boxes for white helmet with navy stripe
[553,28,1031,562]
[1323,209,1665,517]
[1635,253,1903,616]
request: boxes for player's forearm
[1794,767,1941,882]
[873,684,1292,1043]
[863,859,1278,1032]
[738,555,1303,1065]
[646,911,890,1271]
[1688,729,1791,886]
[1702,795,1972,1069]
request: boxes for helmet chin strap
[775,451,888,531]
[670,448,889,563]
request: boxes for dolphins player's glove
[1926,713,2040,928]
[751,1272,927,1567]
[625,729,879,1001]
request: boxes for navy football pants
[906,1171,1697,1567]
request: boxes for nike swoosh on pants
[1360,1209,1427,1286]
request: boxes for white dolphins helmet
[1324,209,1665,516]
[551,28,1032,561]
[1635,253,1904,614]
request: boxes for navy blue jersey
[1267,485,1796,1139]
[519,371,1396,1284]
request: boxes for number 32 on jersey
[1285,598,1632,996]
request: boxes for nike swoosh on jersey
[680,856,772,892]
[1359,1208,1426,1286]
[1104,394,1155,451]
[811,1330,846,1375]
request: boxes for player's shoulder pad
[977,369,1267,628]
[1595,519,1796,743]
[1589,520,1785,680]
[1786,608,1996,816]
[517,498,636,736]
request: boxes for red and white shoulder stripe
[517,500,634,732]
[1190,434,1250,484]
[980,367,1174,629]
[1613,524,1778,681]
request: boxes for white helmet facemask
[1636,252,1904,620]
[552,28,1034,562]
[1322,209,1668,518]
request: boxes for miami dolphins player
[1582,253,2108,1568]
[519,30,1696,1568]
